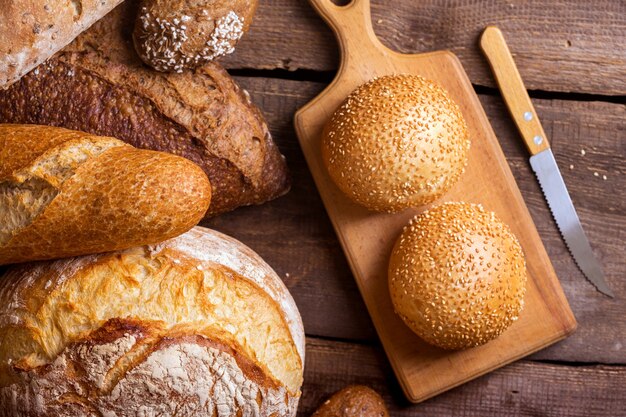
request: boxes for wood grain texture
[204,76,626,364]
[301,337,626,417]
[221,0,626,95]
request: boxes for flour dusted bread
[0,124,211,265]
[0,2,290,217]
[0,226,304,416]
[0,0,124,89]
[134,0,258,72]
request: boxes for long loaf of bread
[0,124,211,265]
[0,1,290,217]
[0,0,125,89]
[0,226,304,416]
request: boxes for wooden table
[205,1,626,415]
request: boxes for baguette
[0,2,290,217]
[133,0,259,72]
[0,226,304,416]
[0,124,211,265]
[0,0,124,89]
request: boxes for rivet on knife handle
[479,26,549,156]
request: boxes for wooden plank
[300,337,626,416]
[204,76,626,364]
[221,0,626,96]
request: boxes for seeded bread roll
[388,202,527,350]
[0,124,211,265]
[312,386,389,417]
[133,0,258,72]
[0,226,305,416]
[0,2,290,217]
[0,0,124,89]
[321,74,470,212]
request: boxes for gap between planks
[228,68,626,105]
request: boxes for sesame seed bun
[321,75,470,212]
[388,202,527,350]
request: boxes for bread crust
[133,0,259,72]
[165,227,306,362]
[0,226,304,416]
[312,385,390,417]
[388,202,527,350]
[321,74,470,212]
[0,2,290,217]
[0,124,212,265]
[0,0,124,89]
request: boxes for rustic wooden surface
[204,0,625,414]
[222,0,626,95]
[300,338,626,417]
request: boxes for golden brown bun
[0,2,290,217]
[133,0,258,72]
[311,385,389,417]
[0,124,211,265]
[388,202,527,350]
[0,226,304,416]
[321,74,470,212]
[0,0,124,88]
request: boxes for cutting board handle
[308,0,390,76]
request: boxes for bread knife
[480,26,613,297]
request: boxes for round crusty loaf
[0,124,211,265]
[388,202,527,350]
[0,226,304,416]
[133,0,258,72]
[321,74,470,212]
[312,385,389,417]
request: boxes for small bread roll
[321,74,470,212]
[133,0,258,72]
[312,385,389,417]
[388,202,527,350]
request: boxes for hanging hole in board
[330,0,353,6]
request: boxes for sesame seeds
[388,202,527,350]
[321,74,470,212]
[134,7,245,73]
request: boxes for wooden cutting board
[294,0,577,403]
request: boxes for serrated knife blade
[530,150,613,296]
[480,26,613,297]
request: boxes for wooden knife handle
[480,26,550,155]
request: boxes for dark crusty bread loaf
[0,1,290,217]
[312,385,390,417]
[0,0,124,89]
[0,124,211,265]
[133,0,259,72]
[0,226,304,416]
